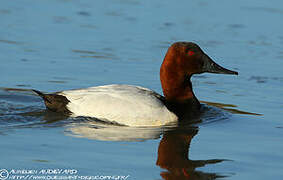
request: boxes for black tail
[32,89,51,103]
[32,89,70,114]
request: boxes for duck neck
[160,63,200,116]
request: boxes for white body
[59,84,178,126]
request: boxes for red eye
[188,51,195,56]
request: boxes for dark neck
[160,64,201,118]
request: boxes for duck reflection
[156,127,226,180]
[66,120,163,141]
[66,120,227,179]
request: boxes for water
[1,0,283,179]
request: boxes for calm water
[1,0,283,179]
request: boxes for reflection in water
[156,128,226,180]
[201,101,262,116]
[66,121,229,179]
[66,121,164,141]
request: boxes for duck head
[160,42,238,103]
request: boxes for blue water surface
[0,0,283,179]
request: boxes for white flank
[59,84,178,126]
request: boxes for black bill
[202,54,238,75]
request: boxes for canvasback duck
[33,42,238,126]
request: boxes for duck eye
[188,51,195,56]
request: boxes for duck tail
[32,89,71,114]
[32,89,51,103]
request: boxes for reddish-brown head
[160,42,238,102]
[162,42,205,75]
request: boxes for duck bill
[202,54,238,75]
